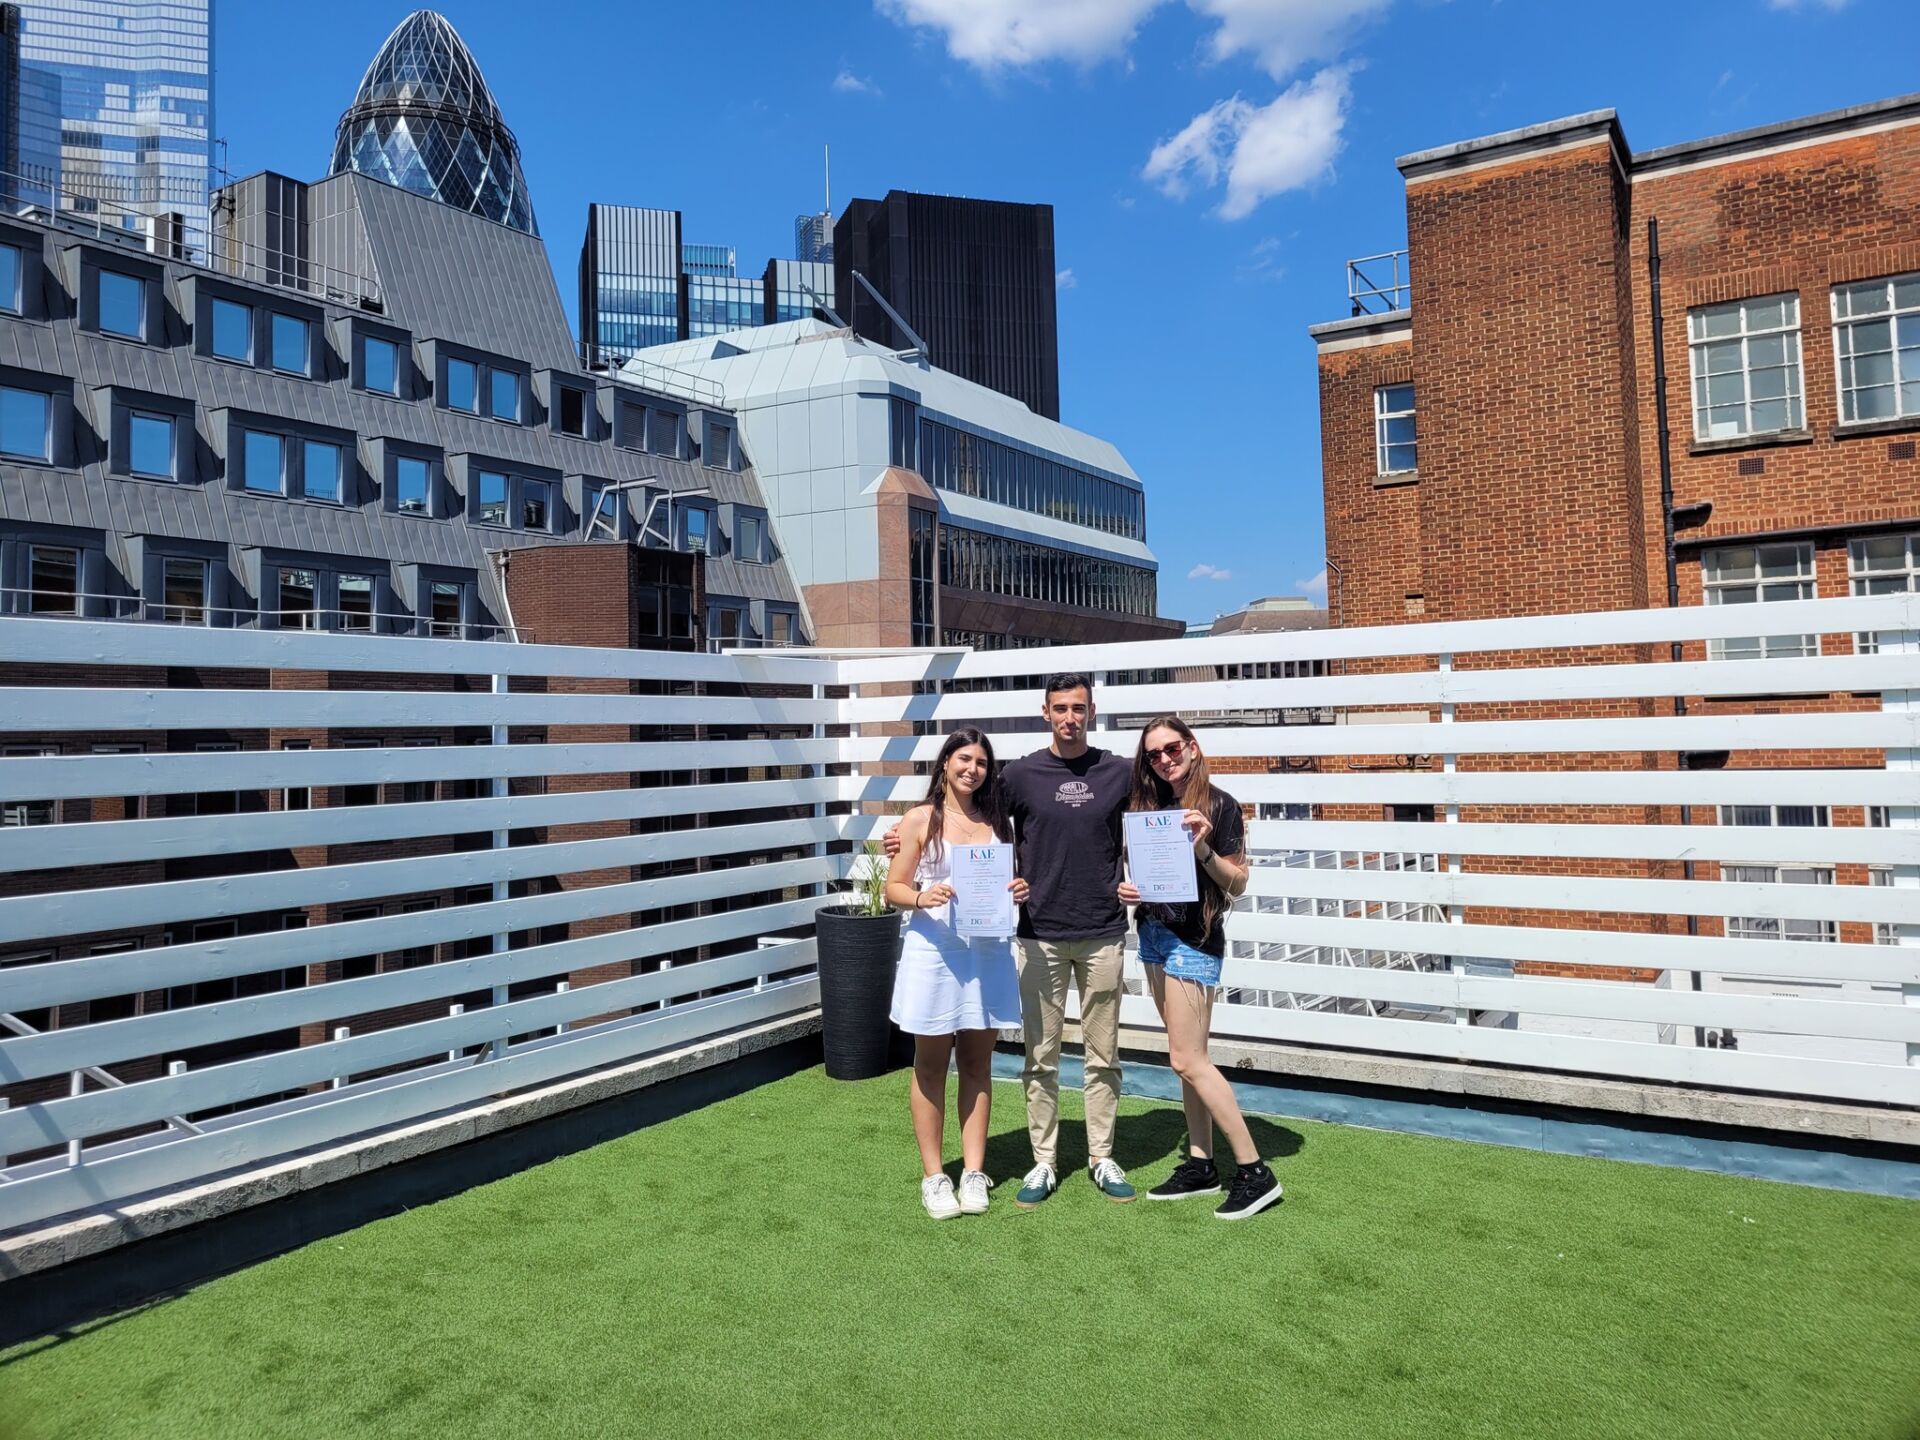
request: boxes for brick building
[1308,92,1920,1020]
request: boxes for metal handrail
[0,588,513,639]
[1347,248,1411,316]
[0,169,384,310]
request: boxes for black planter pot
[815,904,904,1080]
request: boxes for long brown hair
[922,726,1012,860]
[1128,715,1226,938]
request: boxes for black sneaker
[1213,1163,1283,1221]
[1147,1155,1221,1201]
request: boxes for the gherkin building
[329,10,539,236]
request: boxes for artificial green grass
[3,1067,1918,1440]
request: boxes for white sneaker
[921,1173,962,1220]
[957,1169,993,1214]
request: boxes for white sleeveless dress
[889,842,1021,1035]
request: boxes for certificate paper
[1124,810,1199,904]
[949,843,1017,938]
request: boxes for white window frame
[1373,384,1416,475]
[1687,294,1804,441]
[1723,863,1836,943]
[1848,532,1918,655]
[1831,272,1920,425]
[1702,542,1816,660]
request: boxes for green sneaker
[1015,1163,1058,1208]
[1089,1158,1136,1203]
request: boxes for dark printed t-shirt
[1137,787,1245,957]
[1003,746,1132,941]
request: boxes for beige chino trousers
[1016,936,1125,1170]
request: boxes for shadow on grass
[968,1099,1304,1185]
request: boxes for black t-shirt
[1137,787,1245,958]
[1003,746,1132,941]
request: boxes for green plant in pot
[816,839,905,1080]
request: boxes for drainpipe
[1649,216,1707,1048]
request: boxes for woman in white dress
[885,727,1028,1220]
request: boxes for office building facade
[11,0,212,257]
[834,190,1060,421]
[627,319,1177,650]
[580,205,837,365]
[794,209,831,264]
[329,9,537,237]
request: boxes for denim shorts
[1136,918,1223,987]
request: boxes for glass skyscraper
[12,0,213,257]
[794,210,832,264]
[330,9,537,237]
[581,203,682,364]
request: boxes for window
[160,557,206,624]
[400,738,438,804]
[363,335,399,395]
[340,905,380,979]
[488,369,519,422]
[1,745,56,830]
[243,430,285,494]
[27,544,76,614]
[559,387,586,436]
[649,407,681,457]
[770,609,794,646]
[1703,543,1816,660]
[1720,805,1828,829]
[1688,294,1803,440]
[393,899,439,969]
[1872,865,1898,946]
[395,455,431,514]
[210,297,251,362]
[888,396,917,470]
[0,241,19,313]
[0,952,54,1032]
[477,470,508,525]
[428,581,464,637]
[446,357,478,413]
[1832,274,1920,424]
[715,608,741,643]
[279,568,317,630]
[128,411,173,478]
[190,742,239,817]
[707,420,734,470]
[684,506,709,554]
[269,313,309,376]
[521,479,551,531]
[586,484,621,540]
[1850,533,1918,654]
[98,269,143,339]
[1375,385,1416,474]
[339,573,373,632]
[0,385,49,461]
[303,440,342,503]
[1724,865,1835,943]
[341,738,379,807]
[737,513,763,563]
[282,739,310,812]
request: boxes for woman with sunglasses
[1119,716,1281,1220]
[885,727,1030,1220]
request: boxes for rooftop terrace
[4,1066,1916,1438]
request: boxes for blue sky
[218,0,1919,625]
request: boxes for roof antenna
[824,143,831,215]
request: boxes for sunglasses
[1144,738,1189,765]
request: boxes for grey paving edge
[1075,1024,1920,1149]
[0,1011,823,1282]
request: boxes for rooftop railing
[0,593,1916,1233]
[1348,248,1411,315]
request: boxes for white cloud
[876,0,1164,69]
[833,69,883,96]
[1296,567,1328,597]
[1189,0,1392,79]
[1144,66,1351,219]
[1189,562,1234,581]
[1055,267,1077,289]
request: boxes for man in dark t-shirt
[885,674,1136,1206]
[999,674,1135,1206]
